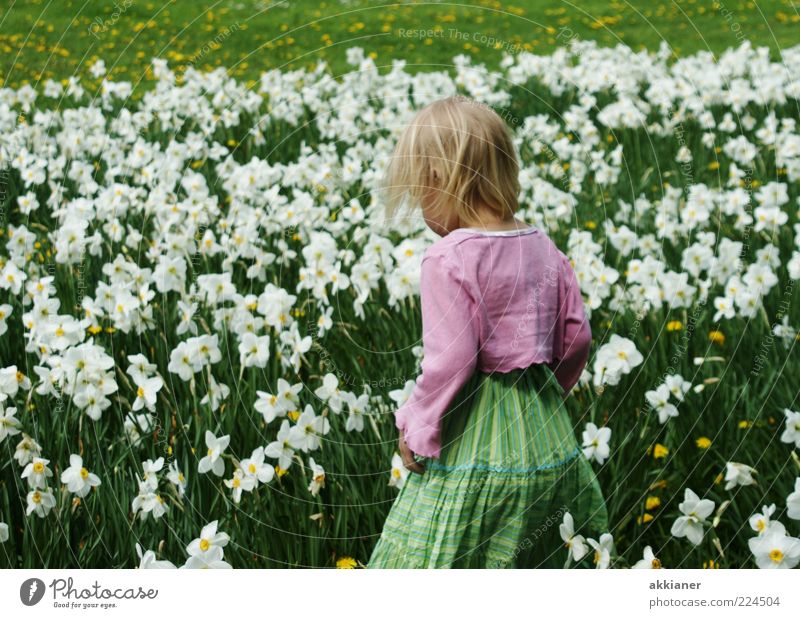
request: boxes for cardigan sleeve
[548,252,592,394]
[394,252,480,459]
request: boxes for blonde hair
[383,95,520,225]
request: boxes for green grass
[1,0,799,88]
[0,80,798,567]
[1,0,800,571]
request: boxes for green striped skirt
[368,364,609,568]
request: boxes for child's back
[427,226,589,381]
[368,96,610,569]
[395,225,590,459]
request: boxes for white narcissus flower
[255,390,283,424]
[126,353,157,384]
[307,457,326,496]
[389,453,409,489]
[198,431,230,477]
[199,376,230,413]
[781,408,800,448]
[136,544,176,569]
[670,488,715,546]
[645,383,679,424]
[632,545,661,569]
[581,422,611,465]
[187,521,230,557]
[664,374,691,401]
[21,457,53,489]
[141,457,164,491]
[586,533,614,568]
[0,365,31,400]
[26,488,56,518]
[167,461,187,498]
[289,405,330,453]
[724,462,757,491]
[388,381,415,407]
[0,522,9,543]
[240,446,275,485]
[0,303,13,336]
[255,378,303,424]
[238,332,270,369]
[14,434,41,467]
[132,375,163,412]
[181,545,232,569]
[314,373,345,414]
[343,392,369,433]
[60,454,101,497]
[0,404,22,444]
[131,482,168,521]
[265,420,302,471]
[224,468,256,503]
[559,512,588,563]
[278,324,312,372]
[713,296,735,321]
[316,306,333,337]
[749,504,786,536]
[748,530,800,569]
[787,478,800,521]
[592,334,644,387]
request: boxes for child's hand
[398,431,425,474]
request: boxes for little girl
[368,96,610,569]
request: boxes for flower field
[1,38,800,569]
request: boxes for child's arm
[548,252,592,395]
[394,252,480,460]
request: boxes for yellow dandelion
[645,496,661,510]
[336,556,357,569]
[708,330,725,345]
[696,437,712,449]
[666,320,683,332]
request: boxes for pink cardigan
[394,226,592,459]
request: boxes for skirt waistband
[432,363,579,471]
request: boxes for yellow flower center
[33,462,44,474]
[248,464,257,474]
[651,558,661,568]
[200,539,210,552]
[769,549,783,563]
[32,491,42,504]
[80,467,89,479]
[137,386,145,398]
